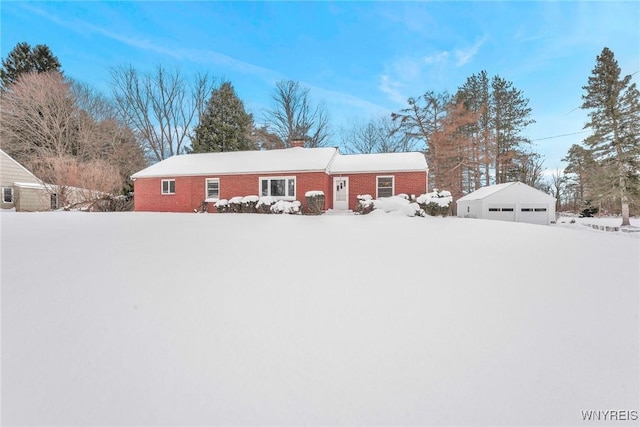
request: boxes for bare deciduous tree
[264,80,331,148]
[0,71,76,162]
[1,71,145,207]
[341,116,416,154]
[110,64,215,161]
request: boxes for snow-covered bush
[214,199,229,213]
[256,196,276,214]
[357,194,423,217]
[355,194,374,215]
[270,200,301,214]
[305,190,325,215]
[373,196,424,217]
[228,196,244,213]
[241,195,260,213]
[417,189,452,217]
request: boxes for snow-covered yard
[1,212,638,426]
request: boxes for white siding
[457,182,556,225]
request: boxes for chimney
[291,139,305,148]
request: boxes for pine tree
[455,72,534,187]
[1,42,62,89]
[562,144,599,211]
[581,47,640,226]
[190,81,255,153]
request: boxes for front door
[333,177,349,210]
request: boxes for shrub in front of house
[270,200,301,214]
[305,190,325,215]
[256,196,276,213]
[214,199,229,213]
[356,194,423,217]
[355,194,374,215]
[228,196,244,213]
[241,195,259,213]
[417,189,452,217]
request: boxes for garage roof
[457,182,555,202]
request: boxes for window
[377,176,394,198]
[205,178,220,199]
[2,187,13,203]
[521,208,533,212]
[161,179,175,195]
[260,177,295,199]
[50,193,58,210]
[534,208,547,212]
[489,207,514,212]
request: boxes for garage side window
[2,187,13,203]
[377,176,394,198]
[161,179,176,195]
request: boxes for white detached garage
[456,182,556,225]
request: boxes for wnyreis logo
[581,410,638,421]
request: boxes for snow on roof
[131,147,339,178]
[457,182,517,201]
[329,152,428,173]
[131,148,429,179]
[457,182,555,202]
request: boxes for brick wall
[134,170,428,212]
[134,172,332,212]
[337,171,428,210]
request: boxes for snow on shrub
[305,190,325,215]
[256,196,276,213]
[214,199,229,213]
[373,196,424,217]
[396,193,410,200]
[355,194,374,215]
[241,195,260,213]
[356,195,423,217]
[417,189,453,217]
[270,200,301,214]
[228,196,244,213]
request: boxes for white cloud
[454,36,488,66]
[378,75,408,106]
[424,51,449,65]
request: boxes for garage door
[520,207,548,225]
[487,206,515,222]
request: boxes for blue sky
[2,1,639,171]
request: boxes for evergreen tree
[491,76,535,184]
[581,47,640,226]
[190,81,255,153]
[455,72,534,186]
[562,144,600,212]
[1,42,62,89]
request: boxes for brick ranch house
[131,145,428,213]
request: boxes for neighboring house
[0,149,58,211]
[131,146,429,212]
[456,182,556,225]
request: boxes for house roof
[0,149,43,185]
[457,182,555,202]
[330,151,428,173]
[131,147,339,178]
[131,147,429,179]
